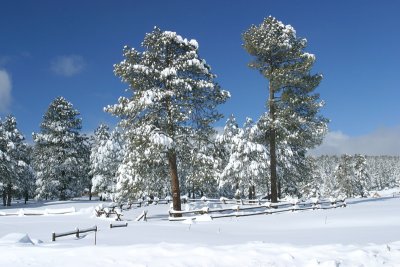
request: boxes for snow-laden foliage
[215,115,240,197]
[180,126,221,198]
[218,116,269,199]
[0,115,33,206]
[90,125,124,201]
[305,155,400,198]
[32,97,86,200]
[106,27,229,210]
[78,135,92,198]
[243,16,328,201]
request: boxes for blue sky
[1,0,399,155]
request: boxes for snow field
[1,192,400,266]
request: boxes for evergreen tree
[298,156,322,198]
[315,155,340,197]
[0,117,9,205]
[78,134,92,199]
[107,27,229,212]
[16,144,36,204]
[215,115,240,197]
[90,125,124,201]
[181,134,220,198]
[219,118,268,199]
[90,124,110,199]
[33,97,85,200]
[334,154,354,198]
[243,16,328,202]
[353,154,369,197]
[0,115,31,206]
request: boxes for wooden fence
[168,198,346,221]
[52,225,97,244]
[110,222,128,228]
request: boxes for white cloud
[310,127,400,156]
[51,55,85,76]
[0,69,11,113]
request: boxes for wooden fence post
[52,232,55,242]
[76,227,79,238]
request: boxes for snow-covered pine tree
[77,134,92,199]
[353,154,369,197]
[219,118,268,199]
[243,16,328,202]
[106,27,230,212]
[298,156,322,198]
[215,115,240,197]
[33,97,85,200]
[0,115,31,206]
[181,128,220,199]
[314,155,340,197]
[90,125,124,201]
[15,144,36,204]
[334,154,354,198]
[0,117,9,205]
[90,124,110,200]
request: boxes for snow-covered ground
[1,189,400,266]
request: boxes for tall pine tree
[107,27,229,212]
[33,97,85,200]
[243,16,328,202]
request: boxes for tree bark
[164,82,182,215]
[6,183,12,206]
[248,185,253,199]
[89,187,92,201]
[24,190,29,204]
[235,182,240,199]
[2,189,6,206]
[269,81,278,203]
[168,150,182,217]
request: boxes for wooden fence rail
[110,222,128,229]
[168,199,346,221]
[52,225,97,243]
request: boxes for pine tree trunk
[6,184,12,206]
[248,185,253,199]
[24,190,29,204]
[164,86,182,216]
[2,189,6,206]
[235,182,240,199]
[168,150,182,217]
[269,82,278,203]
[278,180,282,199]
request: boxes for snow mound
[0,233,35,245]
[195,214,213,222]
[182,218,196,224]
[184,202,222,211]
[45,207,76,214]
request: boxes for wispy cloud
[0,53,31,67]
[0,56,11,67]
[310,127,400,156]
[51,55,85,76]
[0,69,12,113]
